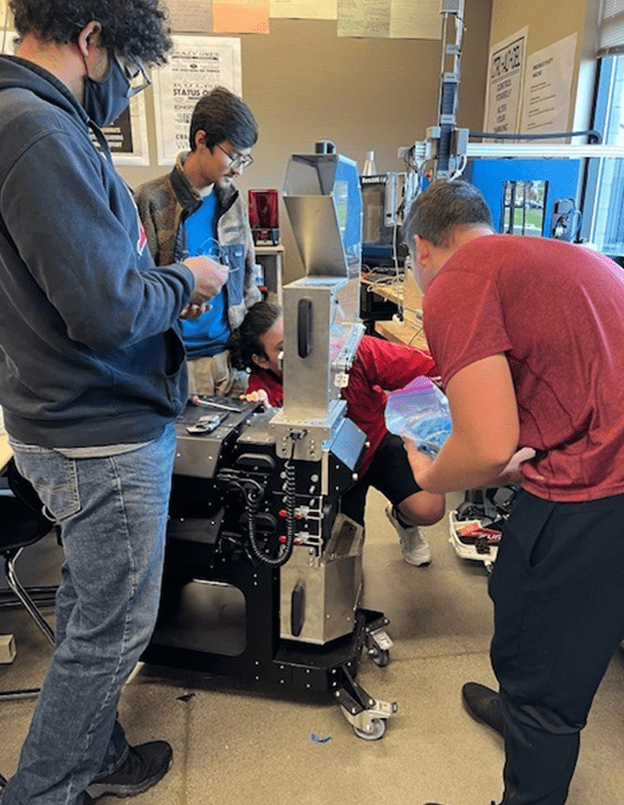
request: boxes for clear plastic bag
[385,376,451,458]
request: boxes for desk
[361,270,429,352]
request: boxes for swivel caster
[368,646,390,667]
[365,620,393,667]
[353,717,386,741]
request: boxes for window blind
[599,0,624,55]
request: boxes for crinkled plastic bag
[385,376,451,458]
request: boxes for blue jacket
[0,55,195,448]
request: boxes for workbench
[360,269,429,352]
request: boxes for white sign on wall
[520,33,577,139]
[484,27,528,138]
[152,36,242,166]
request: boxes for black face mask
[83,54,131,128]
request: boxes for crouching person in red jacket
[227,301,445,566]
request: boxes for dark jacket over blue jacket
[0,55,195,448]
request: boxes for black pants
[489,489,624,805]
[340,433,421,526]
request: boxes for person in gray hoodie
[0,2,223,803]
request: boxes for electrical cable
[470,129,602,143]
[219,431,304,568]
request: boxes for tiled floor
[2,487,624,804]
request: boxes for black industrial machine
[142,143,397,740]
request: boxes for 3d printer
[142,142,397,740]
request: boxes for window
[501,180,548,236]
[582,56,624,254]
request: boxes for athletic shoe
[85,740,173,800]
[385,505,431,566]
[462,682,505,737]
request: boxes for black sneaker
[85,740,173,800]
[462,682,505,737]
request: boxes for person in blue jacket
[0,2,223,803]
[135,87,261,397]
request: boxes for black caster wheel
[369,646,390,667]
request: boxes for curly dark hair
[227,301,281,371]
[9,0,172,64]
[189,86,258,152]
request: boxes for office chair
[0,459,56,698]
[0,460,57,790]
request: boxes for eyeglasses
[115,53,152,98]
[215,142,254,170]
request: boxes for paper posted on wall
[152,36,243,166]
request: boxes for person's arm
[241,388,270,408]
[246,368,283,408]
[4,130,196,351]
[356,336,437,393]
[409,354,521,493]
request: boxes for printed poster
[484,27,527,137]
[520,33,577,138]
[269,0,338,18]
[213,0,270,33]
[152,36,242,166]
[1,25,15,55]
[165,0,214,33]
[337,0,440,39]
[98,95,150,166]
[389,0,440,40]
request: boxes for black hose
[469,129,602,144]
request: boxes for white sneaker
[385,505,431,566]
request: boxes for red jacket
[246,335,437,475]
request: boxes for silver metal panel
[173,402,256,478]
[334,276,362,332]
[283,150,362,280]
[283,153,338,196]
[281,277,362,423]
[282,281,332,421]
[269,399,346,462]
[328,416,366,474]
[280,514,364,644]
[283,195,348,276]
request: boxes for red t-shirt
[423,234,624,502]
[246,335,437,475]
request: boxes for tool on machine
[185,412,229,434]
[189,395,242,413]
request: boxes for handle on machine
[297,297,312,358]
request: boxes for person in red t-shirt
[226,301,445,566]
[402,179,624,805]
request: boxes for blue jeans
[3,424,176,805]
